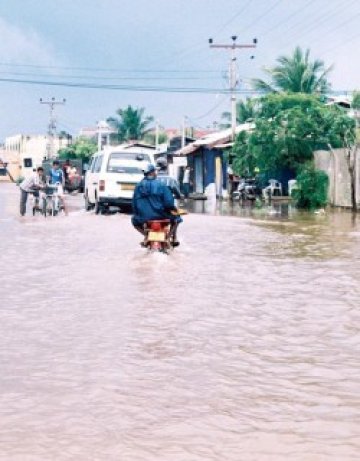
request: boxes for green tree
[230,131,255,177]
[58,130,72,140]
[231,93,357,208]
[107,105,154,142]
[142,131,168,146]
[247,94,330,173]
[58,137,97,162]
[252,47,332,94]
[221,98,258,128]
[292,162,329,210]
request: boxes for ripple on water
[0,184,359,460]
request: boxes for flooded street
[0,183,359,460]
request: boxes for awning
[176,122,254,156]
[177,143,201,156]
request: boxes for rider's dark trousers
[20,189,29,216]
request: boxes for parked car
[84,148,154,214]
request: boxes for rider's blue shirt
[49,168,63,185]
[132,177,177,225]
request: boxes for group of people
[62,159,80,187]
[19,160,67,216]
[19,156,186,246]
[132,157,186,247]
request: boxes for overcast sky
[0,0,359,140]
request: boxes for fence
[314,148,360,208]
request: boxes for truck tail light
[99,180,105,191]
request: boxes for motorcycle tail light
[151,222,162,231]
[99,180,105,191]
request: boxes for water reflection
[186,197,298,220]
[0,184,359,461]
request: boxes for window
[90,157,97,173]
[108,164,143,174]
[24,158,33,168]
[107,153,148,173]
[94,155,103,173]
[109,152,151,162]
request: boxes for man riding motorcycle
[132,164,182,247]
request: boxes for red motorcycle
[144,219,172,252]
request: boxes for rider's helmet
[143,164,156,176]
[156,157,168,171]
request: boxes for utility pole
[40,97,66,159]
[181,116,187,148]
[155,120,160,151]
[209,36,257,140]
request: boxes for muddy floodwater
[0,183,359,460]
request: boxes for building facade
[4,134,71,180]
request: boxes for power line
[260,0,313,37]
[215,0,253,35]
[191,96,228,121]
[0,75,352,95]
[320,29,360,57]
[277,0,357,46]
[241,0,283,33]
[209,36,257,139]
[0,69,222,81]
[150,0,254,70]
[148,43,208,69]
[0,61,220,74]
[0,76,260,94]
[150,0,258,70]
[269,0,349,43]
[310,7,360,47]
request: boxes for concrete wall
[314,148,360,208]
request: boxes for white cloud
[0,17,60,67]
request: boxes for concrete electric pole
[155,120,160,152]
[40,97,66,159]
[209,36,257,140]
[181,115,188,148]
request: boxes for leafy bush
[292,163,328,210]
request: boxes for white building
[4,134,71,179]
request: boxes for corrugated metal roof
[176,122,254,155]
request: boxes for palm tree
[252,47,332,94]
[107,105,154,142]
[220,98,258,129]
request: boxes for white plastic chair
[268,179,282,196]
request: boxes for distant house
[175,123,253,198]
[79,126,98,139]
[325,95,360,124]
[325,95,351,109]
[102,141,162,161]
[4,134,71,180]
[168,135,195,156]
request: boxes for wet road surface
[0,183,359,460]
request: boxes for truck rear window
[107,154,145,174]
[109,152,151,162]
